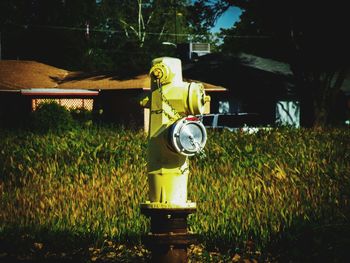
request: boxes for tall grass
[190,128,350,248]
[0,127,349,251]
[0,127,148,243]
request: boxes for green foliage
[0,0,214,72]
[30,102,75,133]
[0,127,349,254]
[70,107,93,127]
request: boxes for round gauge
[169,116,207,156]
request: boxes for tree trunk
[313,106,328,128]
[294,69,347,128]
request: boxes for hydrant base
[140,202,196,209]
[141,206,196,263]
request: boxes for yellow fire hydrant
[141,57,210,209]
[140,57,210,262]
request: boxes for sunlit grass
[0,127,349,253]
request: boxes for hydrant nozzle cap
[188,82,207,115]
[169,117,207,156]
[149,62,171,84]
[152,68,163,79]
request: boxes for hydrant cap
[150,57,182,85]
[188,82,206,115]
[169,117,207,156]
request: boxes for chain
[197,114,204,122]
[155,79,182,121]
[180,166,189,174]
[194,113,206,158]
[189,135,207,159]
[197,143,207,159]
[150,109,175,121]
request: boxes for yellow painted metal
[141,57,209,208]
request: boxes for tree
[77,0,215,71]
[0,0,216,72]
[92,0,196,72]
[197,0,350,127]
[0,0,99,70]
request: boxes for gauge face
[170,117,207,156]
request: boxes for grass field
[0,126,349,262]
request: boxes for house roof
[0,60,226,92]
[0,60,67,90]
[238,53,293,76]
[183,52,350,93]
[183,52,293,81]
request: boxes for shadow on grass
[0,227,147,263]
[1,223,350,262]
[192,221,350,262]
[267,223,350,262]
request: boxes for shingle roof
[0,60,226,92]
[0,60,67,90]
[238,53,293,76]
[59,72,150,90]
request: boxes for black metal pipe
[141,207,196,263]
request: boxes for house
[184,52,350,127]
[183,52,295,126]
[0,61,99,127]
[0,60,226,129]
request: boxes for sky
[211,6,242,33]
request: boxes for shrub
[30,102,75,133]
[70,108,93,126]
